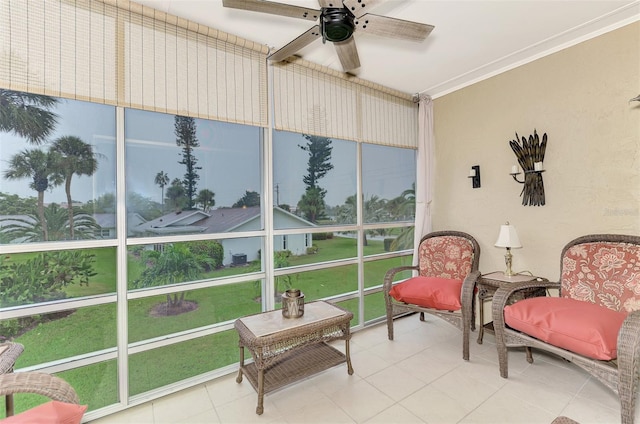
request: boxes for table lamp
[495,222,522,276]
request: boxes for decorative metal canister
[282,289,304,318]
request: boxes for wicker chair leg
[6,392,14,417]
[525,347,534,364]
[471,293,476,332]
[462,323,470,361]
[462,300,472,361]
[386,305,394,341]
[493,301,510,378]
[617,312,640,424]
[620,392,635,424]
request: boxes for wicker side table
[235,301,353,415]
[0,342,25,416]
[477,272,547,344]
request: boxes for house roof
[93,213,146,229]
[194,207,261,233]
[132,206,315,235]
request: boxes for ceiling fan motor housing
[321,8,355,42]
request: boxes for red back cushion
[561,241,640,313]
[504,296,626,360]
[1,401,87,424]
[418,236,474,281]
[389,276,463,311]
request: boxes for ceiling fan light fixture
[322,8,355,42]
[222,0,433,73]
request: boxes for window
[0,97,116,244]
[0,1,419,418]
[1,47,417,419]
[273,131,356,228]
[124,109,262,237]
[362,144,417,225]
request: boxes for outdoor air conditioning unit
[232,253,247,266]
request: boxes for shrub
[313,232,333,240]
[0,250,96,307]
[185,240,224,270]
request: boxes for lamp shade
[495,224,522,249]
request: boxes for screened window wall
[0,92,415,417]
[0,0,417,419]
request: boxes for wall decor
[508,130,547,206]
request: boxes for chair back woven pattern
[418,235,474,280]
[561,241,640,313]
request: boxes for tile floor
[90,315,631,424]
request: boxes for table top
[237,301,350,339]
[479,271,547,287]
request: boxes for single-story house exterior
[132,206,316,265]
[94,213,147,238]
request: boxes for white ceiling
[132,0,640,97]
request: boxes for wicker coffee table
[234,301,354,415]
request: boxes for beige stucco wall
[432,21,640,282]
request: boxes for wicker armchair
[493,234,640,424]
[383,231,481,360]
[0,372,80,417]
[0,342,24,416]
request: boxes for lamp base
[503,248,518,276]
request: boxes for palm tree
[196,188,215,212]
[131,243,206,308]
[50,136,100,239]
[297,187,326,223]
[336,194,390,246]
[0,203,99,242]
[398,184,416,218]
[0,89,59,144]
[4,149,62,241]
[165,178,188,211]
[391,184,417,251]
[154,171,170,209]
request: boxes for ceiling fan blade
[342,0,383,18]
[222,0,319,22]
[355,13,434,41]
[334,37,360,72]
[268,25,322,62]
[317,0,339,7]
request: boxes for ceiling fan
[222,0,434,72]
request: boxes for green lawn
[7,236,412,415]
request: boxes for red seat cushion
[389,276,463,311]
[1,401,87,424]
[504,297,627,360]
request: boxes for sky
[0,96,415,210]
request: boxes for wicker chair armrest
[617,310,640,403]
[461,270,481,307]
[382,265,419,293]
[0,342,24,374]
[0,372,80,404]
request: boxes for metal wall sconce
[468,165,481,188]
[509,130,547,206]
